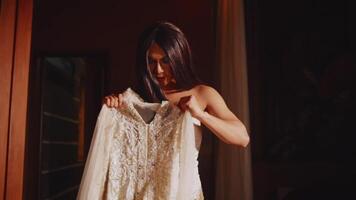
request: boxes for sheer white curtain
[214,0,253,199]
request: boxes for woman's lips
[156,77,165,81]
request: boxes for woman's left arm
[178,85,250,147]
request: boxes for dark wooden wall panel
[43,81,79,120]
[56,191,78,200]
[40,166,82,199]
[42,116,79,141]
[25,55,106,199]
[38,57,85,199]
[41,144,80,170]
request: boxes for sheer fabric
[77,88,204,200]
[215,0,253,199]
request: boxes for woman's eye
[148,58,154,64]
[162,57,170,64]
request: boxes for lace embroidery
[77,88,204,200]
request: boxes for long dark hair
[135,21,201,103]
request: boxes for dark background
[246,0,356,199]
[26,0,356,199]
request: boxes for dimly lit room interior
[1,0,356,199]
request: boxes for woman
[104,21,249,147]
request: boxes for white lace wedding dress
[77,88,204,200]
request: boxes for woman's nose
[156,62,164,73]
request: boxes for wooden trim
[0,0,17,198]
[78,78,86,161]
[6,0,33,197]
[0,0,33,199]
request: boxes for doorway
[25,55,108,200]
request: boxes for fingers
[177,95,191,111]
[118,94,123,106]
[113,96,118,108]
[103,96,112,107]
[103,93,123,108]
[109,95,118,108]
[103,96,111,106]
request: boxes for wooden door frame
[0,0,33,199]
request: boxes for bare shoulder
[192,84,223,109]
[194,84,237,120]
[194,84,220,100]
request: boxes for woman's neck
[161,82,182,94]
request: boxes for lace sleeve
[76,105,120,200]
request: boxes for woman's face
[147,42,175,89]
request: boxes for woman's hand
[102,93,124,108]
[177,95,205,119]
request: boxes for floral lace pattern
[105,88,203,200]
